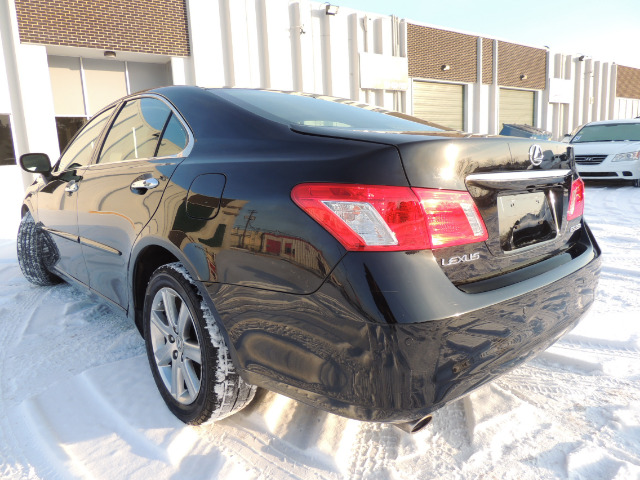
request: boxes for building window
[56,117,87,152]
[56,108,114,173]
[0,115,16,166]
[48,55,172,155]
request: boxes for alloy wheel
[149,287,203,405]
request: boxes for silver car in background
[568,119,640,187]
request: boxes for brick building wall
[407,24,478,83]
[617,65,640,99]
[497,41,546,90]
[14,0,190,56]
[408,24,547,90]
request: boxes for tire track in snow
[203,423,337,480]
[211,391,342,479]
[343,423,400,480]
[599,265,640,279]
[556,336,640,360]
[498,365,640,412]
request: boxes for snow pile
[0,183,639,479]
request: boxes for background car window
[571,123,640,143]
[156,113,188,157]
[98,98,171,164]
[55,107,113,172]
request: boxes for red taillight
[413,189,489,248]
[567,178,585,221]
[291,183,488,251]
[291,184,429,251]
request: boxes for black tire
[143,262,256,425]
[16,212,62,286]
[633,179,640,188]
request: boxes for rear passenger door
[76,96,190,307]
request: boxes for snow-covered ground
[1,183,639,480]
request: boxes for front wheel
[16,212,61,286]
[143,263,256,424]
[633,178,640,188]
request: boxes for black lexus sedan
[17,86,601,433]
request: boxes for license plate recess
[497,192,557,252]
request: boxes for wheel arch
[130,242,180,334]
[127,236,242,374]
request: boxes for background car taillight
[567,178,585,221]
[291,183,488,251]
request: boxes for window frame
[53,106,116,174]
[92,93,193,168]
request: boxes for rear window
[214,89,446,133]
[571,123,640,143]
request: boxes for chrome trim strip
[79,237,122,256]
[84,92,194,170]
[136,92,195,158]
[466,169,571,182]
[41,227,79,243]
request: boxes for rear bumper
[205,225,601,423]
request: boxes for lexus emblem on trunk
[529,144,544,166]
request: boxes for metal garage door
[499,88,535,130]
[412,81,464,131]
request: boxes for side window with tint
[157,114,188,157]
[56,107,113,173]
[98,98,171,164]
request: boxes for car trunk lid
[290,126,581,290]
[396,137,580,288]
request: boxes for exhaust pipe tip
[393,415,433,434]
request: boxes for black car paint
[207,226,599,422]
[77,157,182,306]
[21,86,601,424]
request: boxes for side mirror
[20,153,52,176]
[561,134,572,143]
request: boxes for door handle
[130,177,159,192]
[65,180,78,193]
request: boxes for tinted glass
[215,89,444,132]
[0,115,16,166]
[157,114,188,157]
[571,123,640,143]
[56,108,113,172]
[98,98,171,164]
[56,117,87,152]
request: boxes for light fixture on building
[104,50,116,58]
[441,64,451,71]
[520,74,528,80]
[325,3,339,15]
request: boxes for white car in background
[567,119,640,187]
